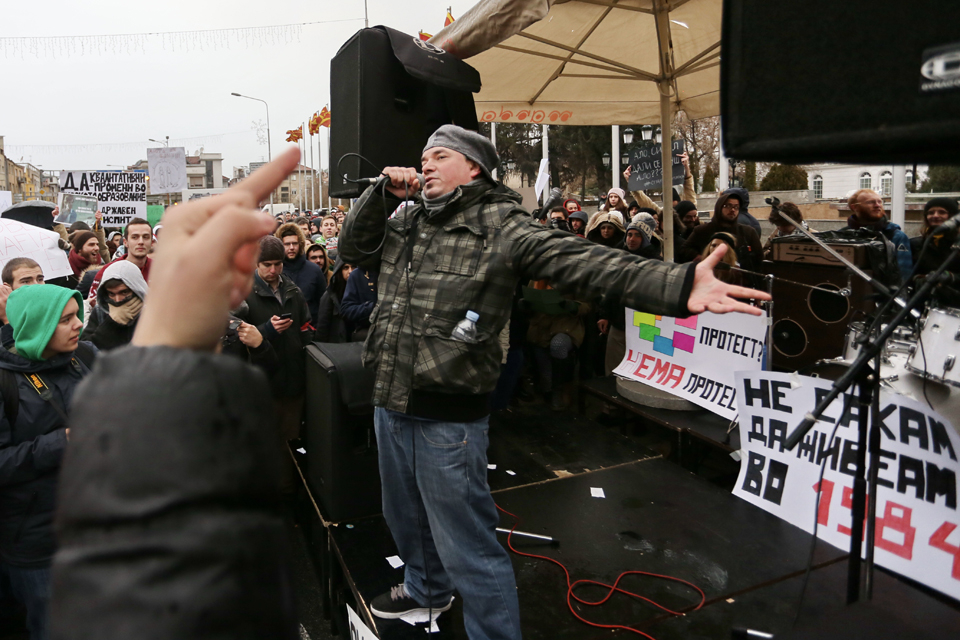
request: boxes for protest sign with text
[146,147,187,195]
[626,139,685,192]
[56,193,98,227]
[733,370,960,601]
[0,219,72,279]
[59,170,146,226]
[613,308,767,419]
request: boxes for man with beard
[275,223,326,326]
[680,191,763,275]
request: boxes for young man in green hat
[0,285,95,640]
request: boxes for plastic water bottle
[451,310,480,343]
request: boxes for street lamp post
[148,136,169,147]
[231,92,273,209]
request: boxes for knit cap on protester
[924,197,959,218]
[6,285,84,361]
[423,125,500,183]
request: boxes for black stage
[293,381,960,639]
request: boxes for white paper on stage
[733,370,960,601]
[613,308,767,420]
[346,604,377,640]
[146,147,187,195]
[0,219,72,279]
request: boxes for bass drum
[906,306,960,388]
[801,354,959,435]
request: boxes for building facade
[806,164,927,200]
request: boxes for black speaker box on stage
[764,261,874,371]
[329,26,481,199]
[721,0,960,163]
[303,342,380,521]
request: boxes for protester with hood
[680,191,763,276]
[586,211,626,248]
[315,259,354,343]
[841,189,912,281]
[88,218,153,301]
[563,198,581,214]
[675,200,700,239]
[0,285,95,640]
[720,187,762,237]
[568,210,589,237]
[305,243,330,281]
[275,222,326,326]
[81,260,148,351]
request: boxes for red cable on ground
[496,504,706,638]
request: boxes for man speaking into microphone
[339,125,768,640]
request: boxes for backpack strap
[0,369,19,428]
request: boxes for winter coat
[843,215,913,282]
[314,258,352,344]
[340,267,378,331]
[0,343,95,567]
[282,253,326,327]
[585,211,627,247]
[49,347,296,639]
[339,178,696,420]
[680,193,764,272]
[244,273,312,398]
[80,261,148,351]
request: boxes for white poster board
[146,146,187,195]
[0,191,11,214]
[0,219,72,279]
[613,308,768,419]
[733,370,960,601]
[346,604,377,640]
[59,171,146,227]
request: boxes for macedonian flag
[418,31,432,41]
[285,125,303,143]
[308,112,320,136]
[318,106,331,128]
[444,8,455,27]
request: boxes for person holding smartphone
[243,235,312,499]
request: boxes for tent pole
[542,124,549,192]
[612,125,620,191]
[490,122,497,181]
[660,85,674,262]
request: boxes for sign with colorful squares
[613,309,769,420]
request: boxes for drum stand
[784,240,960,604]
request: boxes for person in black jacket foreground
[314,258,354,343]
[243,235,313,496]
[49,147,304,640]
[79,260,148,352]
[0,285,95,640]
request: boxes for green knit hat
[6,285,84,361]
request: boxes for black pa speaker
[330,26,481,198]
[303,342,381,521]
[721,0,960,164]
[764,261,874,371]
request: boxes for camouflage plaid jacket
[338,180,695,417]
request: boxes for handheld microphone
[932,215,960,236]
[355,173,426,189]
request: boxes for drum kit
[803,305,960,431]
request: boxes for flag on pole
[444,7,455,27]
[318,106,331,128]
[418,31,432,41]
[285,126,303,143]
[308,112,321,136]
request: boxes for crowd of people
[0,129,956,639]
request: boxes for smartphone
[279,313,293,320]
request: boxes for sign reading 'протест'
[733,370,960,601]
[613,308,767,420]
[59,170,147,226]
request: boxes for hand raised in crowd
[270,316,293,334]
[237,321,264,348]
[679,151,691,178]
[623,165,632,183]
[0,283,11,324]
[51,206,59,219]
[687,243,770,316]
[380,167,423,200]
[132,146,301,351]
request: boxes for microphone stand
[784,244,960,604]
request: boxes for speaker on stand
[329,26,481,198]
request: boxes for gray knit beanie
[423,125,499,183]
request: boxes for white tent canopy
[432,0,723,260]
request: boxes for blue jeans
[375,408,521,640]
[0,563,50,640]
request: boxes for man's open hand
[132,146,301,351]
[687,243,770,316]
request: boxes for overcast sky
[1,0,467,177]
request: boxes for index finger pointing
[235,146,302,205]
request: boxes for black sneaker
[370,583,452,619]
